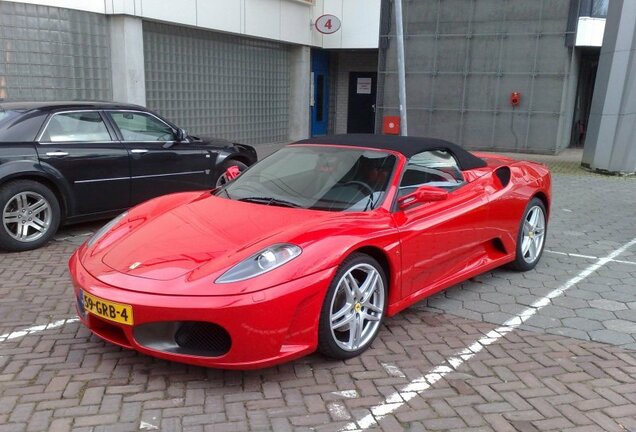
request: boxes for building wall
[313,0,382,49]
[8,0,382,49]
[0,0,383,144]
[143,22,290,144]
[0,1,112,101]
[377,0,575,153]
[333,50,379,134]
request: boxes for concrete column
[288,45,311,141]
[582,0,636,175]
[109,15,146,106]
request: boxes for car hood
[101,196,333,281]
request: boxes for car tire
[318,253,387,359]
[508,197,547,272]
[214,159,248,188]
[0,180,61,252]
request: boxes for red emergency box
[383,116,400,135]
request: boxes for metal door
[106,111,207,205]
[347,72,377,133]
[36,110,130,215]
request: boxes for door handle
[45,151,69,157]
[130,149,148,154]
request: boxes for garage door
[143,21,290,144]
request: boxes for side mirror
[176,128,188,142]
[398,185,448,210]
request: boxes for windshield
[216,146,397,212]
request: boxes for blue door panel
[311,49,329,137]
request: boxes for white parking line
[546,249,636,266]
[0,317,79,343]
[340,236,636,431]
[331,390,360,399]
[381,363,406,378]
[546,250,598,260]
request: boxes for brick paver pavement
[1,153,635,431]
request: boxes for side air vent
[495,166,511,187]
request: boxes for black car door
[106,110,208,205]
[36,110,130,215]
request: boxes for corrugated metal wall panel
[377,0,573,153]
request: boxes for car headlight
[216,243,302,283]
[87,212,128,248]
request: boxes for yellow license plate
[82,291,134,325]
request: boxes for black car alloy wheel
[0,180,61,251]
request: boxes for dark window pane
[110,112,175,141]
[43,112,111,142]
[591,0,608,17]
[399,150,464,194]
[316,75,324,122]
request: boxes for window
[590,0,608,17]
[41,112,111,142]
[577,0,608,18]
[399,150,464,193]
[110,112,175,142]
[218,146,396,212]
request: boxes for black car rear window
[0,109,46,142]
[0,110,24,127]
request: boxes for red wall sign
[383,116,400,135]
[315,14,341,34]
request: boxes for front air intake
[134,321,231,357]
[174,322,231,356]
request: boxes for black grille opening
[133,321,232,358]
[174,322,231,357]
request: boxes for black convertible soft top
[292,134,487,170]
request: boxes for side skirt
[386,253,515,316]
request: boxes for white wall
[312,0,381,49]
[6,0,380,48]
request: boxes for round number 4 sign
[315,14,341,34]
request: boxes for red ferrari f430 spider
[70,135,551,369]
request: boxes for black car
[0,101,257,251]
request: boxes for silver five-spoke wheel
[319,254,387,359]
[510,197,548,271]
[3,191,52,242]
[0,180,60,251]
[521,205,545,264]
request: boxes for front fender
[213,144,258,179]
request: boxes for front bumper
[69,251,334,369]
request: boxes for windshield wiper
[238,197,301,208]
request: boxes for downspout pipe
[393,0,408,135]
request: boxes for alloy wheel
[2,191,52,243]
[328,263,385,352]
[521,205,546,264]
